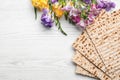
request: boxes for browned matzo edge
[73,51,111,80]
[72,11,120,79]
[74,51,96,78]
[76,65,96,78]
[74,52,96,78]
[73,31,111,80]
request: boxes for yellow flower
[52,4,64,18]
[68,1,73,6]
[32,0,49,10]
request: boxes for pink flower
[51,0,58,4]
[76,20,86,28]
[71,16,81,23]
[69,8,80,17]
[90,4,100,16]
[62,5,73,12]
[62,2,74,12]
[88,13,94,22]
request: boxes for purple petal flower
[83,0,91,4]
[90,4,100,16]
[105,2,115,11]
[51,0,58,4]
[97,0,105,8]
[88,14,94,22]
[42,9,48,14]
[69,8,80,17]
[97,0,116,11]
[85,14,94,26]
[62,5,73,12]
[41,9,53,28]
[71,16,81,23]
[109,2,115,8]
[76,20,86,28]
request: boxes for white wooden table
[0,0,119,80]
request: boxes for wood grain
[0,0,119,80]
[0,0,92,80]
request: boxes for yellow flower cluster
[52,4,64,18]
[32,0,49,10]
[32,0,64,18]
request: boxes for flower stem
[58,20,67,36]
[56,17,67,36]
[34,7,37,20]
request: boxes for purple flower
[62,5,73,12]
[105,2,115,11]
[97,0,105,8]
[90,4,100,16]
[88,14,94,22]
[69,8,80,17]
[76,20,86,28]
[97,0,115,11]
[85,14,94,26]
[51,0,58,4]
[71,16,81,23]
[41,9,53,28]
[83,0,91,4]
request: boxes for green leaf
[58,22,67,36]
[55,17,67,36]
[64,12,68,20]
[92,0,96,4]
[34,7,37,20]
[87,5,91,11]
[81,11,88,19]
[69,18,72,23]
[60,28,67,36]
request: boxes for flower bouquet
[32,0,115,35]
